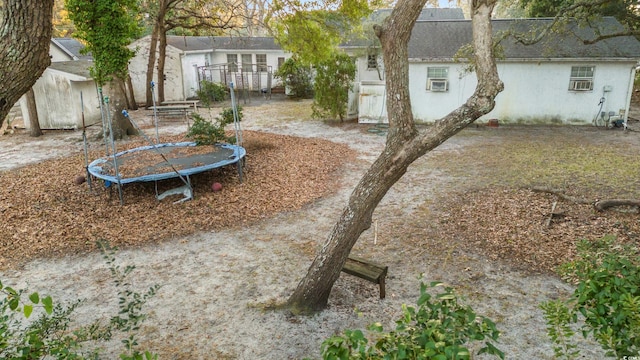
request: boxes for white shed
[21,60,102,130]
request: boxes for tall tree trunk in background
[0,0,53,128]
[145,17,162,108]
[158,28,168,103]
[287,0,503,314]
[26,88,43,137]
[125,74,138,110]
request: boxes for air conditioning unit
[429,79,448,92]
[571,80,593,91]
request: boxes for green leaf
[29,292,40,304]
[23,305,33,318]
[42,296,53,314]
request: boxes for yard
[1,97,640,358]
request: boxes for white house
[352,17,640,125]
[128,36,292,103]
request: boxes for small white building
[351,17,640,125]
[128,36,292,103]
[22,60,102,130]
[20,40,102,130]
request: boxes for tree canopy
[65,0,141,86]
[519,0,640,42]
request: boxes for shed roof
[408,17,640,60]
[48,60,93,79]
[51,38,92,60]
[166,36,282,52]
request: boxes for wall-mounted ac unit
[571,80,593,91]
[429,79,448,92]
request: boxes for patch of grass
[429,127,640,199]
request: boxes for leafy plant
[320,281,504,360]
[186,112,236,146]
[274,57,313,99]
[196,80,227,107]
[312,52,356,122]
[220,105,243,125]
[541,235,640,358]
[0,241,159,359]
[539,300,580,360]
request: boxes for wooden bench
[342,256,388,299]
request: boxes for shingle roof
[408,17,640,60]
[51,38,92,60]
[48,60,93,79]
[166,36,282,52]
[371,7,465,22]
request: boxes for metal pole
[151,81,159,143]
[97,87,110,157]
[104,96,124,205]
[80,92,93,192]
[229,82,244,183]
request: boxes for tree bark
[145,14,162,108]
[287,0,503,314]
[26,88,43,137]
[0,0,53,128]
[105,78,138,139]
[158,26,168,103]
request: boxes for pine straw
[434,188,640,274]
[0,131,354,270]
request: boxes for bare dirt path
[3,97,640,358]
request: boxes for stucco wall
[360,60,637,125]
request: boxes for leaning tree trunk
[287,0,503,314]
[0,0,53,128]
[26,88,43,137]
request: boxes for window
[227,54,238,72]
[278,57,285,69]
[427,67,449,92]
[256,54,267,72]
[367,54,378,70]
[241,54,252,72]
[569,66,594,91]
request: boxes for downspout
[623,63,638,130]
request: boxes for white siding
[128,38,185,103]
[21,70,101,130]
[362,60,637,125]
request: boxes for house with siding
[352,17,640,125]
[128,36,292,103]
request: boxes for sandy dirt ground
[3,96,638,359]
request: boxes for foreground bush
[541,235,640,359]
[0,241,158,359]
[319,281,504,360]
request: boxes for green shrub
[0,241,158,359]
[220,105,243,125]
[541,235,640,358]
[274,57,313,99]
[186,112,236,145]
[196,81,227,107]
[312,52,356,122]
[319,281,504,360]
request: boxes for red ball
[211,182,223,192]
[74,175,86,185]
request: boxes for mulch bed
[0,131,355,269]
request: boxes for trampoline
[88,142,245,184]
